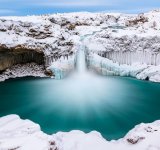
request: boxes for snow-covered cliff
[0,115,160,150]
[83,10,160,82]
[0,10,160,81]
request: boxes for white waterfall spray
[76,49,86,73]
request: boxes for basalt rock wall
[0,46,44,71]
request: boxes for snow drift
[0,115,160,150]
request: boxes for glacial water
[0,75,160,140]
[0,48,160,140]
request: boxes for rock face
[82,11,160,82]
[0,63,46,82]
[0,47,44,71]
[0,115,160,150]
[86,36,160,66]
[0,15,76,80]
[0,10,160,81]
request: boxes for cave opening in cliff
[0,49,45,72]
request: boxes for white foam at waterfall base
[63,72,108,104]
[47,48,109,104]
[50,49,110,105]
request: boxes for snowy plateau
[0,10,160,150]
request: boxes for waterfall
[76,49,86,73]
[75,30,103,74]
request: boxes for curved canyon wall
[92,36,160,66]
[82,11,160,82]
[0,10,160,81]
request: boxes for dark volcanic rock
[0,46,45,71]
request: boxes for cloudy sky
[0,0,160,16]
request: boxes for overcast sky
[0,0,160,16]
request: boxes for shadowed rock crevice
[0,48,45,71]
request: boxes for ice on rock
[86,40,160,81]
[47,55,75,79]
[136,65,160,81]
[87,53,160,82]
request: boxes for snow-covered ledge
[0,115,160,150]
[0,115,56,150]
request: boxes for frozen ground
[0,63,46,82]
[0,115,160,150]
